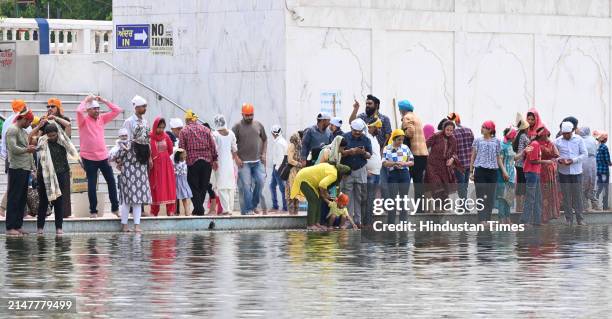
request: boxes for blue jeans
[597,173,609,209]
[238,162,265,214]
[521,172,542,225]
[270,166,287,211]
[455,169,470,202]
[82,158,119,214]
[365,174,380,227]
[387,169,411,223]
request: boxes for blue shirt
[341,132,372,171]
[596,144,611,175]
[554,134,588,175]
[301,125,332,159]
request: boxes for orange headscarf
[242,103,254,115]
[47,97,64,114]
[11,99,26,113]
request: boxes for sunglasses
[46,105,57,109]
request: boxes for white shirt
[1,113,17,159]
[366,133,382,175]
[555,134,588,175]
[123,114,149,140]
[271,134,288,167]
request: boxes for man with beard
[123,95,149,140]
[233,103,267,215]
[349,94,391,150]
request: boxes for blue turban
[398,100,414,112]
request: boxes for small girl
[174,149,192,216]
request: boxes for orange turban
[241,103,254,115]
[11,99,26,113]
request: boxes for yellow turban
[388,129,405,145]
[368,118,382,128]
[185,109,198,121]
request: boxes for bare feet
[56,229,64,236]
[37,229,44,235]
[17,229,28,235]
[121,225,131,232]
[112,210,120,217]
[6,229,22,237]
[134,225,142,233]
[90,213,98,219]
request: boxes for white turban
[169,118,184,129]
[350,118,366,132]
[131,95,147,107]
[213,114,227,130]
[561,121,574,133]
[118,128,128,137]
[271,124,282,134]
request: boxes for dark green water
[1,226,612,318]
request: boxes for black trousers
[474,167,498,222]
[6,168,30,231]
[187,160,213,215]
[37,171,70,230]
[410,155,428,213]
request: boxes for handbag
[26,187,40,217]
[278,156,292,181]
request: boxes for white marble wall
[110,0,612,142]
[112,0,286,132]
[39,53,113,96]
[287,0,612,137]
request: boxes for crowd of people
[0,93,610,235]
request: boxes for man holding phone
[555,121,588,225]
[76,95,123,218]
[340,119,372,228]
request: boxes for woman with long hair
[149,117,177,216]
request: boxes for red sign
[0,49,14,68]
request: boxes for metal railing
[93,60,188,114]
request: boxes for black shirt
[40,142,69,174]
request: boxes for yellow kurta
[290,163,337,199]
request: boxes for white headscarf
[213,114,227,130]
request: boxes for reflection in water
[1,227,612,317]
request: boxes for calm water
[1,227,612,318]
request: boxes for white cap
[350,118,366,131]
[317,112,331,120]
[86,100,100,109]
[561,121,574,133]
[271,124,281,134]
[118,128,128,137]
[131,95,147,107]
[169,118,184,129]
[331,117,343,127]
